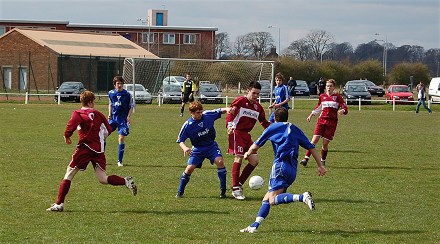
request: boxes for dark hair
[274,107,288,122]
[248,81,262,90]
[113,75,125,86]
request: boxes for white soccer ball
[249,175,264,190]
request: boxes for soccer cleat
[179,113,183,117]
[46,203,64,212]
[175,192,184,198]
[219,189,227,199]
[232,186,245,200]
[300,158,308,167]
[125,176,137,196]
[117,161,123,167]
[240,226,257,233]
[302,192,315,211]
[320,159,326,166]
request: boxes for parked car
[160,84,182,104]
[258,80,272,100]
[198,83,223,104]
[292,80,310,96]
[162,76,185,86]
[386,85,414,104]
[123,84,152,104]
[346,80,385,97]
[308,81,318,95]
[428,77,440,102]
[342,84,372,104]
[54,81,86,102]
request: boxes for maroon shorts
[68,144,107,171]
[313,122,337,141]
[228,130,253,156]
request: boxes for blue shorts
[188,142,222,168]
[109,120,130,136]
[268,160,297,192]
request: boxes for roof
[1,28,158,58]
[0,19,218,31]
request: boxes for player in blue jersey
[268,72,290,123]
[108,76,134,167]
[240,107,327,233]
[175,101,231,198]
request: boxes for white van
[428,77,440,102]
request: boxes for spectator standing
[287,76,297,97]
[318,77,326,95]
[415,81,432,113]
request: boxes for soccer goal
[122,57,275,103]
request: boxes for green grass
[0,102,439,243]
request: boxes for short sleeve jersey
[254,122,315,164]
[108,89,133,123]
[226,96,270,132]
[176,109,222,147]
[64,108,112,153]
[273,84,290,109]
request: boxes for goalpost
[122,57,275,105]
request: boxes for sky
[0,0,439,51]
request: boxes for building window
[163,33,175,44]
[0,26,5,35]
[184,34,196,44]
[142,32,154,44]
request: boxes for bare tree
[305,30,334,61]
[215,32,231,59]
[242,32,274,59]
[286,38,312,61]
[231,35,249,58]
[325,42,353,61]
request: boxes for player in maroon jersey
[300,79,348,167]
[226,81,271,200]
[46,91,137,212]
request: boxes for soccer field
[0,102,439,243]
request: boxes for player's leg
[301,135,320,166]
[228,132,246,200]
[238,153,259,186]
[117,124,129,166]
[92,156,137,196]
[176,164,197,198]
[214,156,227,198]
[321,123,335,165]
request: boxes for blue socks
[177,172,191,194]
[118,143,125,163]
[217,167,227,191]
[250,200,270,228]
[274,193,301,205]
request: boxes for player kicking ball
[175,101,231,198]
[240,107,326,233]
[46,91,137,212]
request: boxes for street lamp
[137,17,151,51]
[374,33,388,83]
[267,25,281,56]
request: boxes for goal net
[122,57,275,100]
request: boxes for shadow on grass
[315,198,385,204]
[274,228,425,236]
[330,165,412,170]
[114,209,231,215]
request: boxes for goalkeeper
[180,73,197,116]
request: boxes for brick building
[0,28,157,92]
[0,9,218,60]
